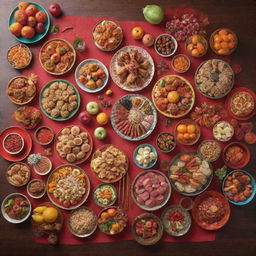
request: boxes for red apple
[27,16,36,27]
[48,3,61,17]
[142,34,155,47]
[35,22,45,34]
[79,111,92,125]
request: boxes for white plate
[75,59,109,93]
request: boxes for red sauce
[4,134,23,153]
[37,128,53,144]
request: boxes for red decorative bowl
[223,142,250,169]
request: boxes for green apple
[86,101,99,115]
[94,127,107,140]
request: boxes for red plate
[225,87,256,120]
[192,191,230,230]
[0,126,32,162]
[54,125,93,165]
[223,142,250,169]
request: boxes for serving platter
[47,165,91,210]
[8,2,50,44]
[110,45,155,92]
[39,80,80,121]
[111,94,157,141]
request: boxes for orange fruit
[214,42,221,50]
[9,22,23,36]
[219,29,228,36]
[18,1,29,10]
[187,124,196,133]
[107,208,116,217]
[187,43,194,52]
[191,49,199,57]
[21,26,35,38]
[101,211,109,219]
[96,112,109,125]
[177,133,184,140]
[220,41,228,49]
[214,34,222,43]
[131,27,144,40]
[221,34,229,42]
[228,41,235,49]
[177,124,187,133]
[218,48,229,55]
[167,91,180,103]
[196,43,205,54]
[183,133,190,140]
[25,4,38,16]
[191,35,200,44]
[189,133,197,139]
[227,33,235,41]
[14,10,27,25]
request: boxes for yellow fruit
[177,133,184,140]
[105,89,112,96]
[187,43,194,52]
[191,48,199,57]
[101,211,110,219]
[96,112,109,125]
[177,124,187,133]
[32,214,44,223]
[42,207,58,223]
[187,124,196,133]
[33,206,47,214]
[183,133,190,139]
[111,223,120,232]
[167,91,180,103]
[191,35,200,44]
[189,133,197,139]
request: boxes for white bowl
[2,133,24,155]
[154,34,178,57]
[1,193,31,224]
[27,179,46,199]
[75,59,109,93]
[33,156,52,176]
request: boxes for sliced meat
[156,194,164,202]
[145,185,153,192]
[157,175,166,183]
[145,199,156,208]
[142,178,151,187]
[136,195,144,204]
[135,188,145,194]
[157,186,167,195]
[150,190,159,198]
[140,191,150,201]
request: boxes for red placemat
[14,10,239,244]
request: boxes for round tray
[90,144,129,183]
[132,213,163,246]
[47,165,90,210]
[54,125,93,165]
[168,151,213,197]
[0,126,32,162]
[75,59,109,93]
[192,191,230,230]
[152,75,195,118]
[39,80,80,121]
[131,169,171,211]
[7,76,36,105]
[110,45,155,92]
[225,87,256,120]
[8,2,50,44]
[39,38,76,75]
[194,59,234,99]
[111,94,157,141]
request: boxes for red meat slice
[140,191,150,201]
[145,199,156,207]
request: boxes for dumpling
[76,151,85,160]
[66,153,76,162]
[71,126,80,135]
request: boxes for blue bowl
[133,144,158,169]
[8,2,50,44]
[222,169,256,205]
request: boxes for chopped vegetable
[51,25,59,35]
[215,166,228,180]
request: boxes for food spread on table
[2,1,256,246]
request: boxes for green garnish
[100,218,115,232]
[4,199,13,208]
[180,167,192,174]
[166,118,172,127]
[51,25,59,35]
[215,166,228,180]
[22,206,29,216]
[73,36,86,51]
[159,79,166,88]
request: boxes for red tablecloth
[15,12,240,244]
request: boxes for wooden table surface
[1,0,256,255]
